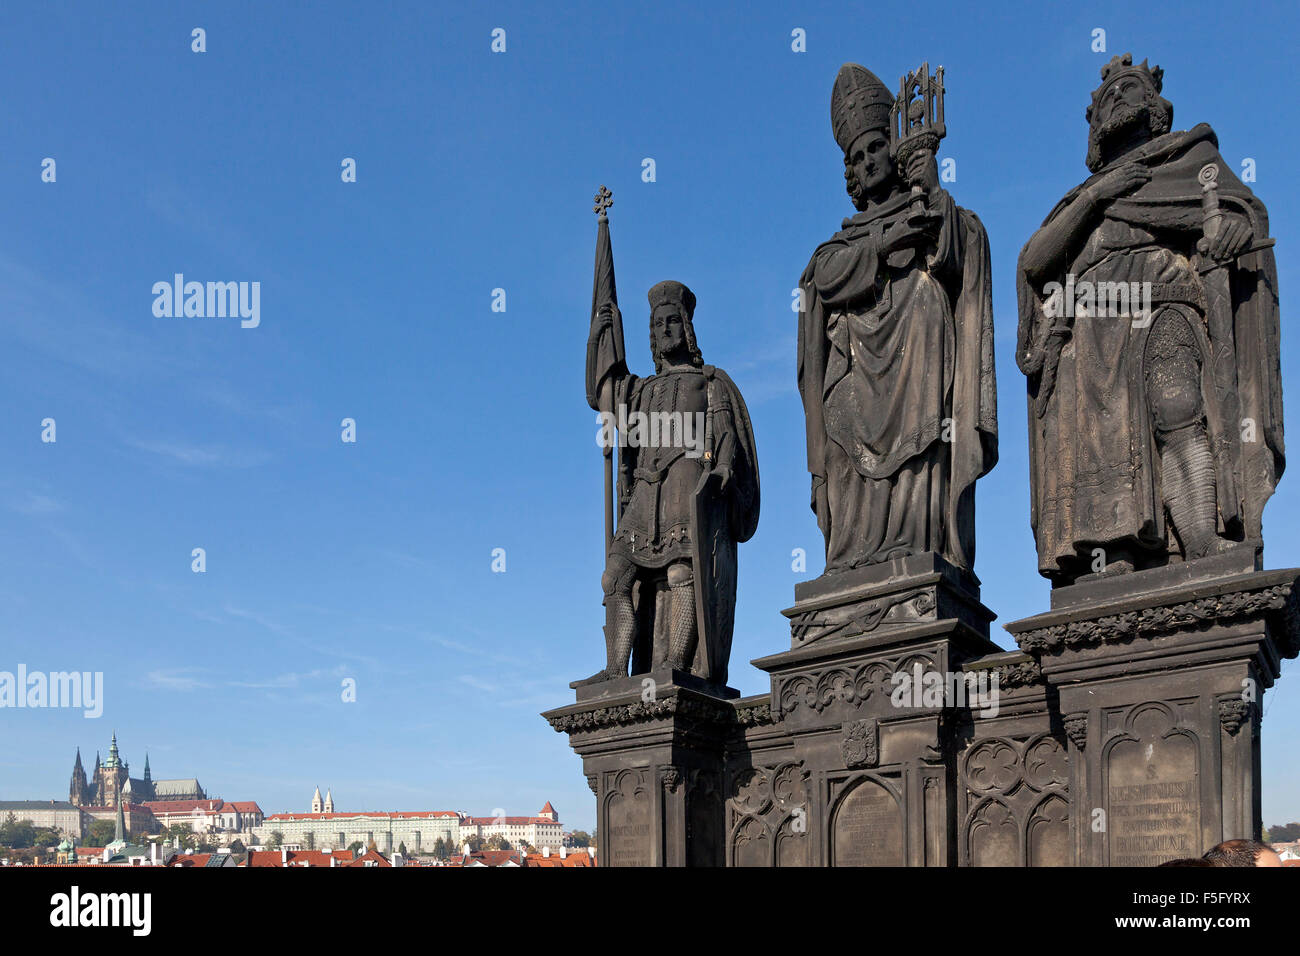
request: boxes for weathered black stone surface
[785,551,995,646]
[581,194,759,690]
[544,57,1293,867]
[798,63,997,579]
[1017,53,1283,586]
[1005,567,1300,865]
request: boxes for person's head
[843,129,896,211]
[831,63,898,210]
[1085,53,1173,172]
[1203,839,1283,867]
[646,281,702,372]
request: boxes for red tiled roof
[143,799,224,814]
[344,849,392,868]
[540,802,556,814]
[245,849,353,868]
[462,850,521,867]
[226,802,263,814]
[81,803,156,813]
[522,851,595,868]
[264,810,461,822]
[465,816,559,826]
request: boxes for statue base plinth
[721,554,1003,866]
[544,668,739,866]
[783,552,996,648]
[1005,562,1300,864]
[570,667,739,702]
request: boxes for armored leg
[602,554,638,678]
[573,553,638,685]
[1160,423,1219,559]
[1145,310,1219,560]
[665,560,697,672]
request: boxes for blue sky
[2,0,1298,834]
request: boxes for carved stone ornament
[1219,699,1252,735]
[734,699,775,727]
[1015,583,1300,656]
[661,766,683,792]
[1063,714,1088,750]
[545,694,734,734]
[841,718,879,769]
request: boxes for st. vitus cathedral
[67,732,205,808]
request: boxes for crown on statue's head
[831,63,893,154]
[1087,53,1165,123]
[647,280,696,319]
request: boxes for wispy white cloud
[11,493,63,516]
[145,669,211,691]
[220,604,386,669]
[126,437,270,469]
[228,664,349,690]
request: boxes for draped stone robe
[799,187,998,575]
[1016,124,1284,579]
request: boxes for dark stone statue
[1017,54,1284,585]
[798,63,998,577]
[582,279,759,687]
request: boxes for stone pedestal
[739,553,1002,866]
[1005,557,1300,865]
[542,668,736,867]
[545,553,1300,866]
[784,552,995,648]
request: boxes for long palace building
[254,790,563,853]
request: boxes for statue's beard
[652,327,699,370]
[1094,102,1150,157]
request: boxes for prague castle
[68,733,205,808]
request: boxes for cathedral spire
[312,786,323,813]
[324,788,334,813]
[143,752,151,782]
[69,748,89,806]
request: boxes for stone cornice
[543,691,738,735]
[1010,578,1300,657]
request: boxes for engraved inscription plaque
[1107,707,1200,865]
[832,777,904,866]
[606,772,653,867]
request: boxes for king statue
[581,277,759,688]
[798,63,998,577]
[1017,54,1283,585]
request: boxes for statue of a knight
[581,280,759,687]
[798,63,998,577]
[1017,54,1284,585]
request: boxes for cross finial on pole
[593,184,613,219]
